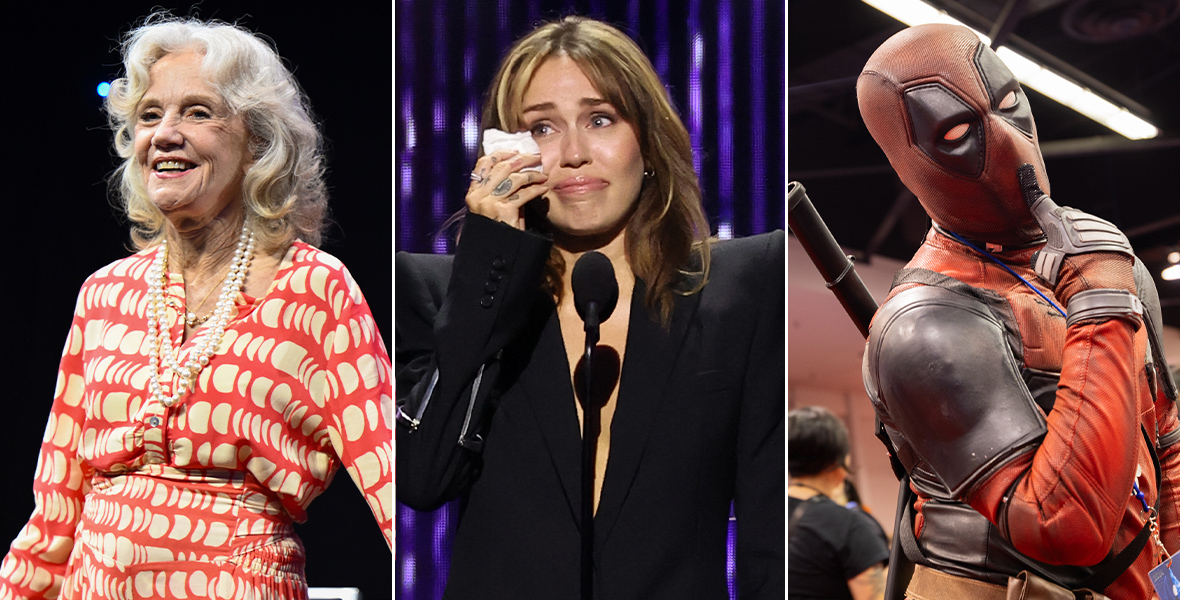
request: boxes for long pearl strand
[146,226,255,408]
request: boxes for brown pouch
[1006,571,1110,600]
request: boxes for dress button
[492,256,506,270]
[480,295,495,308]
[484,281,499,293]
[149,416,161,427]
[489,270,504,282]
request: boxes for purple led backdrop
[395,0,784,597]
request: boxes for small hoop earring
[643,168,655,178]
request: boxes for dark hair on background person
[788,406,851,477]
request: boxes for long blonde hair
[480,17,711,325]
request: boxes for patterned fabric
[0,242,393,600]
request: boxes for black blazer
[396,214,784,600]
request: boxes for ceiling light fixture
[860,0,1159,140]
[1164,251,1180,281]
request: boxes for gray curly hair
[106,15,328,250]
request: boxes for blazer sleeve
[726,227,783,595]
[733,230,786,599]
[0,286,95,600]
[395,214,552,510]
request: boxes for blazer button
[492,256,507,270]
[480,295,495,308]
[485,281,499,294]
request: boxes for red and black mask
[857,24,1048,245]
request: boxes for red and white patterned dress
[0,241,393,600]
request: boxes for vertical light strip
[655,0,669,79]
[396,1,416,593]
[717,0,734,240]
[398,0,416,252]
[463,0,480,162]
[462,110,480,154]
[749,0,766,233]
[727,508,738,599]
[688,2,704,183]
[401,93,416,250]
[432,505,452,598]
[398,497,416,598]
[432,1,449,255]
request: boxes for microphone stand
[580,302,601,600]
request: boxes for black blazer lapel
[518,310,584,525]
[594,277,701,548]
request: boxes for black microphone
[570,250,617,600]
[572,251,619,334]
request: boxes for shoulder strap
[788,496,824,537]
[1133,257,1178,403]
[885,477,919,600]
[1075,425,1162,591]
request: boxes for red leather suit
[858,24,1180,598]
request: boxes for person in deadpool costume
[857,23,1180,598]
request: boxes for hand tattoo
[492,178,513,196]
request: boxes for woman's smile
[133,50,252,224]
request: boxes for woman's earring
[643,167,655,178]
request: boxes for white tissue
[481,129,543,173]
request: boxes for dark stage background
[394,0,784,598]
[1,3,392,599]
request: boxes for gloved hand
[1018,163,1141,326]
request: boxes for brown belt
[907,564,1008,600]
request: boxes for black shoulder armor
[1133,257,1178,403]
[864,285,1047,499]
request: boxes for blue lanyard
[945,230,1065,317]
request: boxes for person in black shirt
[788,407,889,600]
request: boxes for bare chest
[558,291,632,514]
[559,297,631,396]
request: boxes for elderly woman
[0,17,391,600]
[396,16,783,600]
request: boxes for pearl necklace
[183,277,223,326]
[146,226,255,408]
